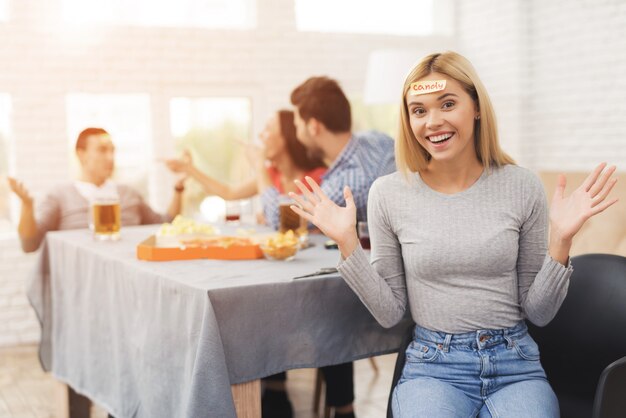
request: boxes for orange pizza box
[137,235,264,261]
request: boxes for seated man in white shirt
[7,127,185,418]
[9,127,185,253]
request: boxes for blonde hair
[396,51,515,176]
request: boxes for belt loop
[442,333,452,353]
[504,335,514,349]
[503,323,515,349]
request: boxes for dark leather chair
[386,253,626,418]
[528,254,626,418]
[593,356,626,418]
[386,322,415,418]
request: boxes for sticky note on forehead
[409,80,447,95]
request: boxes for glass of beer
[357,221,370,250]
[91,197,121,241]
[278,195,308,245]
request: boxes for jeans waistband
[413,321,528,351]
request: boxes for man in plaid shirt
[260,76,395,418]
[261,76,395,229]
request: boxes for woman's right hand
[289,177,359,257]
[165,150,193,174]
[7,177,33,206]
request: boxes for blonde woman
[289,52,618,417]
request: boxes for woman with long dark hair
[165,109,326,224]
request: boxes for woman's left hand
[165,150,193,174]
[550,163,618,242]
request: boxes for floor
[0,345,397,418]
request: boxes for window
[351,49,416,137]
[295,0,453,36]
[62,0,256,29]
[170,97,252,220]
[0,0,7,21]
[0,94,13,234]
[350,98,398,140]
[65,93,153,198]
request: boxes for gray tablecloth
[27,224,410,418]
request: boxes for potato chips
[261,230,300,260]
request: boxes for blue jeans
[392,321,559,418]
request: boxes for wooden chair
[313,358,379,418]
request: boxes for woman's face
[405,72,479,166]
[259,114,286,160]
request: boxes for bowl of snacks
[260,230,300,261]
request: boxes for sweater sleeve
[517,174,573,326]
[139,199,169,224]
[337,180,408,328]
[133,189,169,224]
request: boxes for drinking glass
[357,221,370,250]
[91,196,121,241]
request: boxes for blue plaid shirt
[261,130,395,229]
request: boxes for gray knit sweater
[337,165,573,333]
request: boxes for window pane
[295,0,453,36]
[0,94,12,233]
[0,0,7,21]
[62,0,255,29]
[170,97,252,220]
[65,93,153,197]
[350,97,398,140]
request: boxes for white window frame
[294,0,453,36]
[61,0,256,29]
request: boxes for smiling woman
[405,75,484,174]
[397,54,513,177]
[288,51,619,418]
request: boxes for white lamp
[363,50,424,104]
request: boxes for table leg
[231,379,261,418]
[56,382,92,418]
[55,382,70,418]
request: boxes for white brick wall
[456,0,533,166]
[456,0,626,171]
[527,0,626,171]
[0,236,40,346]
[0,0,454,347]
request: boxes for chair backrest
[528,254,626,402]
[386,322,415,418]
[386,254,626,418]
[593,356,626,418]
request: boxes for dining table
[26,224,411,418]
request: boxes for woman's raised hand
[164,150,193,174]
[550,163,618,242]
[289,177,358,249]
[7,177,33,206]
